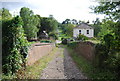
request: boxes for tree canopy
[92,2,120,21]
[92,1,120,79]
[1,8,12,20]
[20,7,39,40]
[41,17,58,34]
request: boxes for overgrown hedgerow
[2,16,29,75]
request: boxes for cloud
[0,0,105,23]
[25,0,104,23]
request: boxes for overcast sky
[0,0,105,23]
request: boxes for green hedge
[77,34,88,41]
[40,40,52,43]
[67,42,78,49]
[2,16,29,75]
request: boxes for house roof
[74,23,93,29]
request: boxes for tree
[20,7,39,40]
[65,24,75,37]
[0,9,2,19]
[61,19,78,37]
[92,2,120,79]
[62,19,71,24]
[71,19,78,25]
[36,14,41,37]
[1,8,12,20]
[92,2,120,21]
[41,17,58,34]
[78,20,82,24]
[92,18,102,37]
[60,23,75,37]
[98,20,115,38]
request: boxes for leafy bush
[95,34,120,79]
[103,34,114,48]
[2,16,29,75]
[94,44,108,68]
[49,32,58,40]
[77,34,88,41]
[67,42,78,49]
[20,7,39,40]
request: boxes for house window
[87,30,89,34]
[79,30,81,34]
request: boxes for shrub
[94,44,108,68]
[103,34,114,49]
[2,16,29,75]
[49,32,58,40]
[67,42,78,49]
[77,34,88,41]
[95,41,120,79]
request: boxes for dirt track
[40,46,87,79]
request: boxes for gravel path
[40,46,87,79]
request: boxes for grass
[67,47,94,78]
[17,47,57,79]
[2,47,58,79]
[28,41,37,47]
[2,74,17,79]
[86,39,100,44]
[28,41,36,44]
[66,46,116,80]
[58,48,64,58]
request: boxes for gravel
[40,46,87,79]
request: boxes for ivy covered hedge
[2,16,29,75]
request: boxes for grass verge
[67,46,115,80]
[67,47,93,78]
[86,40,100,44]
[17,47,58,79]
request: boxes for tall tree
[36,14,41,37]
[41,17,58,33]
[20,7,39,40]
[98,19,115,38]
[71,19,78,25]
[65,24,75,37]
[60,23,75,37]
[92,18,102,37]
[62,19,71,24]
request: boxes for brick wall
[26,43,55,65]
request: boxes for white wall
[73,28,94,38]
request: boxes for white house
[73,23,94,38]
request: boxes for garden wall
[26,43,55,65]
[75,41,95,61]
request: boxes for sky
[0,0,105,23]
